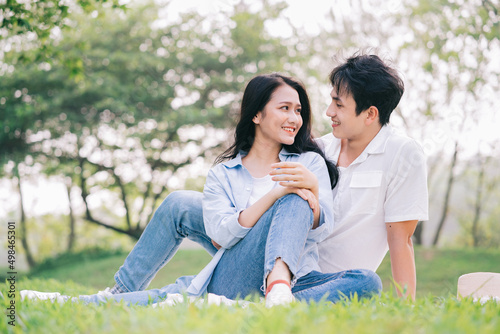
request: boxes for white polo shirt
[316,125,429,273]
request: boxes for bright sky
[162,0,328,35]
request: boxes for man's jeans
[79,191,381,305]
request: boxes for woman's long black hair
[215,73,338,189]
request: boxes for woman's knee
[157,190,202,215]
[277,193,312,213]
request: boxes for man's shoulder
[316,133,336,146]
[383,127,425,157]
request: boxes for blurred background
[0,0,499,277]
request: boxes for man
[317,54,428,299]
[110,53,428,300]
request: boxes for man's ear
[365,106,379,125]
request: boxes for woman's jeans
[79,191,381,305]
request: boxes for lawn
[1,247,499,333]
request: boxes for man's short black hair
[329,54,404,126]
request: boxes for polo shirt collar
[364,125,392,155]
[222,147,299,168]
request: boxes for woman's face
[253,84,303,147]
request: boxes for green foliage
[457,207,500,248]
[401,0,500,107]
[1,0,319,240]
[0,0,126,64]
[2,0,500,251]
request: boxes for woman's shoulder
[208,156,243,176]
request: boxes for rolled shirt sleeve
[202,168,251,249]
[384,140,429,223]
[304,152,335,243]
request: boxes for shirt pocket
[349,171,383,215]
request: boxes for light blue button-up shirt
[186,148,334,296]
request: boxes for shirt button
[246,188,250,191]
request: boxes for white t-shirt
[247,174,277,206]
[316,126,429,273]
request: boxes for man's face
[326,89,367,140]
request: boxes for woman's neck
[242,140,282,178]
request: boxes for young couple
[23,53,428,306]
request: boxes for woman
[22,74,348,306]
[199,73,338,307]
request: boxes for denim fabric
[79,275,196,305]
[84,191,381,305]
[207,194,314,298]
[113,191,217,293]
[78,269,381,306]
[199,149,334,296]
[292,270,382,303]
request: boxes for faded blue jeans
[78,191,381,305]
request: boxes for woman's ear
[253,112,262,124]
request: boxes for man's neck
[337,125,382,167]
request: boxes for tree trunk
[432,141,459,246]
[78,158,143,239]
[413,221,424,245]
[471,153,493,247]
[15,165,37,268]
[66,178,76,251]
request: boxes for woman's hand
[269,162,319,198]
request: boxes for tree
[456,143,500,248]
[398,0,500,245]
[0,0,125,65]
[1,1,314,243]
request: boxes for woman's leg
[207,194,313,299]
[114,191,218,292]
[79,275,196,305]
[292,269,382,303]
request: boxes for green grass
[1,279,499,334]
[1,247,499,333]
[378,247,500,297]
[25,249,212,291]
[18,247,500,297]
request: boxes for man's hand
[269,162,319,197]
[211,240,222,250]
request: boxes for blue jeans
[113,191,218,293]
[79,191,381,305]
[207,193,315,298]
[207,194,381,302]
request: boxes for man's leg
[113,190,218,293]
[207,194,313,299]
[292,269,382,303]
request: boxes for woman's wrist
[272,186,288,200]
